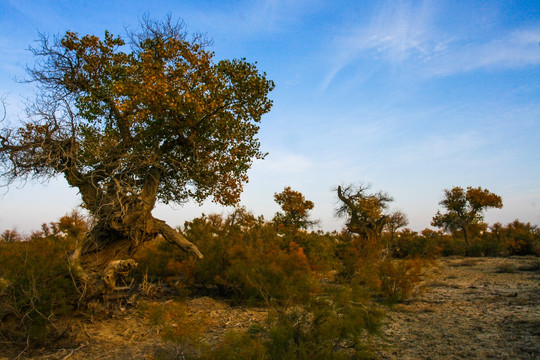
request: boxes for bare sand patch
[374,256,540,360]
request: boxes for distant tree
[384,210,408,241]
[273,186,318,232]
[0,17,274,296]
[385,210,408,234]
[0,229,22,243]
[336,184,393,242]
[502,220,539,255]
[431,186,503,256]
[56,210,89,240]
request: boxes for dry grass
[494,262,518,273]
[518,260,540,272]
[451,258,480,267]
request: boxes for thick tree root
[103,259,138,291]
[69,243,138,297]
[67,217,203,298]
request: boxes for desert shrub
[0,210,87,351]
[198,330,267,360]
[264,285,381,359]
[376,258,426,302]
[451,258,479,267]
[335,232,383,281]
[282,230,340,272]
[477,225,506,256]
[133,238,180,282]
[199,285,383,360]
[334,233,428,303]
[517,260,540,272]
[135,209,318,305]
[0,229,23,242]
[226,239,317,305]
[131,208,389,358]
[141,300,208,356]
[418,220,540,258]
[438,235,466,256]
[465,238,485,257]
[495,262,517,273]
[0,235,78,348]
[503,220,540,256]
[390,229,441,259]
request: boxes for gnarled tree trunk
[69,214,202,297]
[68,168,202,297]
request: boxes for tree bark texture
[68,169,203,297]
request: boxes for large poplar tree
[0,17,274,295]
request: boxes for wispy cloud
[323,1,540,89]
[394,131,488,166]
[187,0,321,38]
[322,0,439,89]
[347,1,436,61]
[424,29,540,77]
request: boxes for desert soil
[7,256,540,360]
[374,256,540,360]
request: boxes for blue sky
[1,0,539,233]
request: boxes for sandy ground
[5,256,539,359]
[374,256,540,360]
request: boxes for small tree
[431,186,502,256]
[336,184,393,242]
[273,186,318,232]
[0,17,274,296]
[0,229,22,243]
[383,210,408,252]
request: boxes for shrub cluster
[0,211,86,349]
[134,208,429,306]
[7,203,537,357]
[135,208,319,305]
[199,287,384,360]
[131,207,432,358]
[381,220,540,258]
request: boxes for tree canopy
[1,18,273,206]
[273,186,318,232]
[336,184,394,241]
[0,17,274,295]
[431,186,503,255]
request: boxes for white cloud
[424,29,540,77]
[322,0,439,89]
[323,1,540,88]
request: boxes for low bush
[291,231,340,271]
[135,209,318,305]
[376,258,426,302]
[503,221,540,256]
[517,260,540,273]
[388,229,442,259]
[494,262,517,273]
[0,211,87,352]
[141,300,209,356]
[198,330,267,360]
[198,285,383,360]
[335,233,383,282]
[0,235,78,349]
